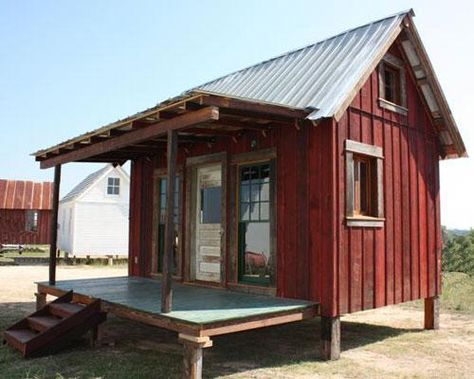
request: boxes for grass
[0,272,473,379]
[402,272,474,314]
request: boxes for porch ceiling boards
[33,94,310,169]
[37,276,318,337]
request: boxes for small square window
[107,177,120,195]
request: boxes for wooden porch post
[161,130,177,313]
[49,164,61,285]
[424,296,440,330]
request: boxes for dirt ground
[1,266,474,378]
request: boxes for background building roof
[0,180,53,210]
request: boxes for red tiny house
[26,10,467,378]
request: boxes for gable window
[378,53,407,114]
[107,177,120,195]
[383,64,401,104]
[345,140,384,227]
[25,210,38,232]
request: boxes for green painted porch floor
[39,276,316,325]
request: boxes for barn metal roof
[0,180,53,210]
[194,10,409,120]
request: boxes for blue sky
[0,0,472,228]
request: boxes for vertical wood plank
[400,128,411,302]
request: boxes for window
[107,177,120,195]
[25,210,38,232]
[345,140,384,227]
[157,176,180,274]
[383,64,401,104]
[378,53,407,114]
[238,162,273,285]
[353,156,372,216]
[200,186,221,224]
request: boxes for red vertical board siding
[335,41,441,314]
[400,127,411,302]
[337,113,349,314]
[373,118,386,308]
[408,130,420,300]
[0,209,51,244]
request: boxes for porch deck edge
[36,282,319,337]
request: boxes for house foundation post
[320,316,340,360]
[179,334,212,379]
[49,164,61,285]
[424,296,440,330]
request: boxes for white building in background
[58,164,130,257]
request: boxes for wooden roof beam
[180,127,241,138]
[197,94,309,120]
[39,106,220,169]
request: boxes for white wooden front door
[194,164,222,282]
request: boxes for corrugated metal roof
[194,10,409,119]
[0,180,53,210]
[61,164,129,203]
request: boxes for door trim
[185,152,227,286]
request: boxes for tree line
[442,227,474,275]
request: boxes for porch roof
[33,95,309,169]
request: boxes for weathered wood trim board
[36,276,319,337]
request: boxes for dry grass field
[1,266,473,378]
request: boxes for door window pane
[201,186,221,224]
[241,222,271,282]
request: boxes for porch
[36,276,318,377]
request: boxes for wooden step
[49,302,85,318]
[3,329,38,352]
[27,316,61,332]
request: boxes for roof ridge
[191,9,413,94]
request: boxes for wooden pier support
[424,296,440,330]
[35,291,47,310]
[320,316,340,360]
[179,334,212,379]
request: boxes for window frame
[152,171,183,278]
[345,140,384,228]
[236,159,275,287]
[378,53,408,115]
[106,177,120,195]
[25,210,39,232]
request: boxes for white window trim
[107,177,120,196]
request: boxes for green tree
[442,228,474,275]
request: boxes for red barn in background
[0,180,53,245]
